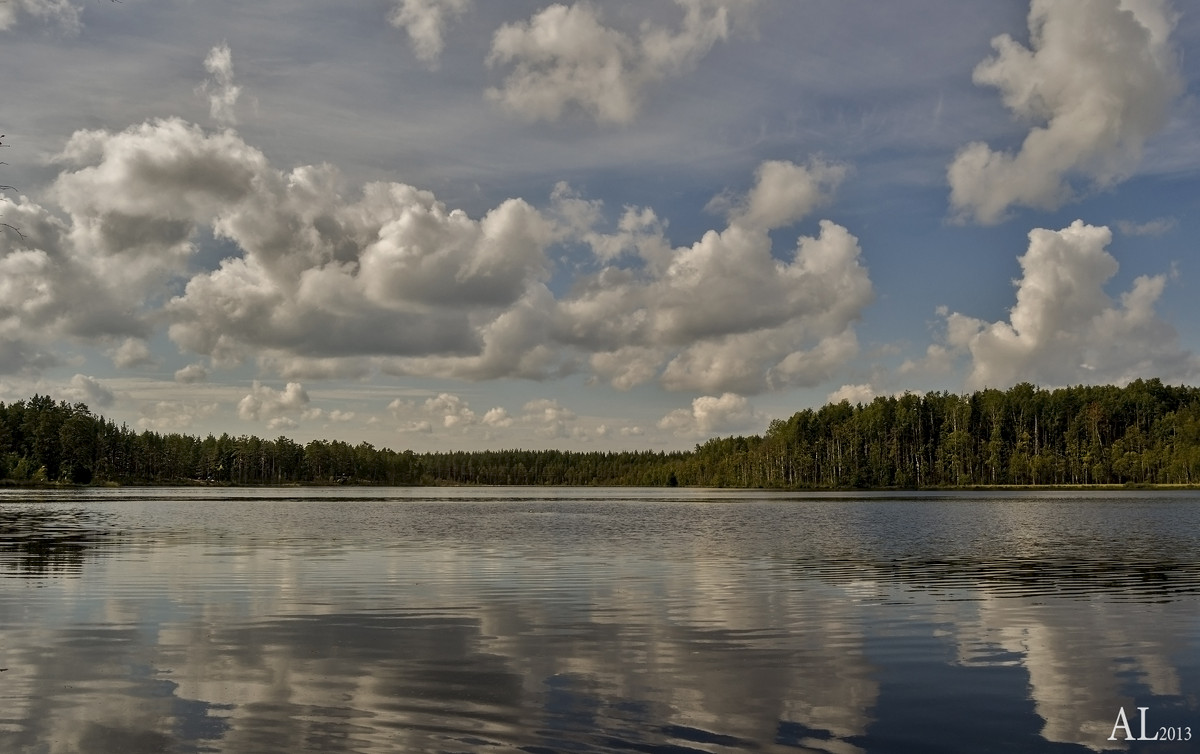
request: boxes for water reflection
[0,505,121,576]
[1,489,1198,753]
[5,576,879,753]
[945,596,1194,751]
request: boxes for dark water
[1,488,1198,753]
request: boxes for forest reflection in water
[0,488,1197,753]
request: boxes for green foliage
[2,379,1200,487]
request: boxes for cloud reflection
[1,490,1198,753]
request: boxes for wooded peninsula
[3,379,1200,488]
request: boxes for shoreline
[3,480,1199,492]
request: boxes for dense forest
[3,379,1200,488]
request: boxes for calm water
[1,488,1198,754]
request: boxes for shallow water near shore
[1,487,1198,753]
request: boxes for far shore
[3,479,1199,492]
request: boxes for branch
[0,137,22,238]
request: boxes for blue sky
[2,0,1198,450]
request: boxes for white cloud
[827,383,876,405]
[1116,217,1177,237]
[162,148,556,369]
[589,346,666,391]
[658,392,760,437]
[59,374,114,407]
[110,338,153,369]
[521,397,578,438]
[764,328,861,392]
[558,164,871,394]
[0,194,149,361]
[552,184,672,264]
[399,419,433,434]
[729,159,847,232]
[948,0,1182,224]
[389,0,471,67]
[15,121,867,399]
[487,0,757,124]
[301,407,356,425]
[425,392,476,428]
[174,363,209,384]
[481,407,513,428]
[939,220,1197,389]
[255,353,374,381]
[0,121,274,377]
[0,0,81,33]
[898,343,956,378]
[52,118,267,232]
[10,120,266,357]
[200,44,242,126]
[388,393,511,433]
[0,192,142,379]
[237,381,310,423]
[137,400,218,432]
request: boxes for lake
[1,487,1198,753]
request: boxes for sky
[1,0,1199,451]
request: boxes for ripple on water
[2,488,1200,753]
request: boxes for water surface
[1,488,1197,753]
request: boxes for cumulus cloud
[174,363,209,384]
[727,159,847,232]
[589,346,665,391]
[557,159,870,394]
[948,0,1182,224]
[29,117,543,381]
[399,419,433,434]
[43,119,265,340]
[237,381,310,426]
[658,392,761,437]
[2,121,274,377]
[389,0,471,67]
[58,374,114,407]
[52,118,267,243]
[0,194,147,369]
[938,220,1197,389]
[481,407,513,428]
[137,400,218,432]
[161,148,555,371]
[551,184,672,265]
[487,0,757,124]
[379,283,561,382]
[388,393,511,434]
[200,44,242,126]
[521,398,579,439]
[110,338,153,369]
[300,407,356,426]
[13,117,867,399]
[553,159,867,394]
[425,392,476,428]
[828,383,876,405]
[898,343,956,379]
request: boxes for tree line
[2,379,1200,488]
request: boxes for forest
[2,379,1200,488]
